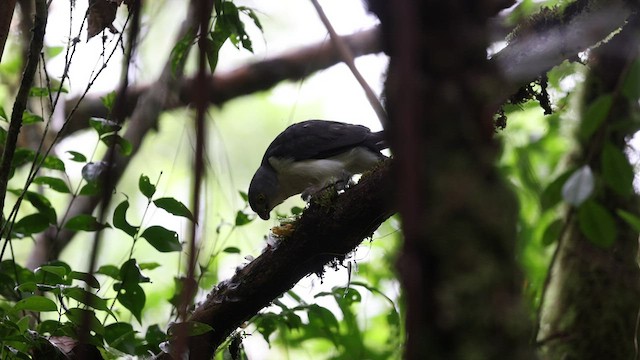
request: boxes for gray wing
[262,120,382,164]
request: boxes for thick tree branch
[61,27,382,138]
[156,161,394,360]
[493,0,634,100]
[62,0,636,136]
[0,0,17,61]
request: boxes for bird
[248,120,387,220]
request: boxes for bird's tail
[369,130,388,152]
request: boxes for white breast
[268,147,381,200]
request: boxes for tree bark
[373,1,536,358]
[0,0,17,62]
[537,15,640,359]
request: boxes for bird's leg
[301,172,354,202]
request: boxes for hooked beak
[258,211,270,220]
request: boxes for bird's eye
[257,193,266,204]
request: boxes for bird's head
[248,165,280,220]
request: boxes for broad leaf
[62,287,114,318]
[116,283,145,324]
[578,200,617,247]
[69,271,100,289]
[64,214,110,232]
[153,198,195,222]
[140,226,182,252]
[139,174,156,199]
[22,110,43,124]
[235,210,251,226]
[541,219,564,246]
[580,94,612,140]
[601,142,633,196]
[33,176,71,193]
[119,259,150,285]
[65,308,104,335]
[223,247,241,254]
[66,151,87,162]
[113,200,139,237]
[14,213,50,235]
[540,169,574,210]
[89,117,121,135]
[101,134,132,156]
[13,296,57,312]
[616,209,640,233]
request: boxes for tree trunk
[537,16,640,359]
[369,1,536,358]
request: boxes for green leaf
[581,94,612,140]
[145,324,168,352]
[578,200,617,248]
[541,219,564,246]
[40,153,65,171]
[13,296,57,312]
[14,213,50,235]
[0,106,7,121]
[238,6,264,31]
[616,209,640,233]
[139,174,156,199]
[254,313,278,344]
[113,200,139,237]
[540,169,574,211]
[290,206,303,215]
[222,246,241,254]
[89,117,121,135]
[15,190,57,223]
[33,176,71,193]
[105,322,137,354]
[235,210,251,226]
[35,265,68,278]
[119,259,150,285]
[601,142,634,197]
[66,151,87,162]
[170,30,195,75]
[116,283,145,324]
[62,287,114,317]
[101,91,117,112]
[64,214,110,232]
[562,165,594,207]
[69,271,100,289]
[11,148,65,170]
[46,45,64,59]
[238,190,249,202]
[29,87,50,97]
[101,134,132,156]
[622,59,640,101]
[204,36,222,72]
[140,225,182,252]
[79,182,99,196]
[138,262,161,270]
[22,110,43,124]
[65,308,104,335]
[97,264,120,279]
[153,197,195,222]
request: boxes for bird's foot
[301,176,354,202]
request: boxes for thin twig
[309,0,387,126]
